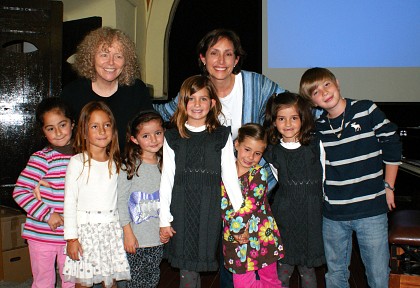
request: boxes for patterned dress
[221,165,284,274]
[63,154,130,288]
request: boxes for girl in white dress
[63,101,130,288]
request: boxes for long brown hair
[264,92,314,146]
[73,101,121,177]
[123,110,164,179]
[171,75,222,138]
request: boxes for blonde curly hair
[72,27,140,86]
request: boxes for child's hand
[33,179,50,201]
[66,239,83,261]
[47,212,64,231]
[234,231,250,245]
[160,226,176,244]
[233,222,249,244]
[123,228,139,254]
[386,190,396,211]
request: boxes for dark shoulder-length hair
[196,28,246,76]
[237,123,267,145]
[171,75,222,138]
[36,97,74,130]
[263,92,314,146]
[123,110,164,179]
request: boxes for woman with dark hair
[62,27,153,151]
[154,28,286,288]
[155,28,285,189]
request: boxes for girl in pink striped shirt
[13,97,75,288]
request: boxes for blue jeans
[323,214,390,288]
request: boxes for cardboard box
[0,206,27,251]
[2,246,32,282]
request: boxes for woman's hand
[66,239,83,261]
[47,212,64,231]
[160,226,176,244]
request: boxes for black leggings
[180,270,201,288]
[126,245,164,288]
[278,263,317,288]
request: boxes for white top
[270,139,326,183]
[159,123,243,227]
[64,153,118,239]
[218,73,243,140]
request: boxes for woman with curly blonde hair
[62,26,153,151]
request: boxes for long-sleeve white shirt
[64,153,118,239]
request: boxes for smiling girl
[63,101,130,288]
[263,92,325,287]
[13,97,75,288]
[159,75,243,288]
[221,123,284,288]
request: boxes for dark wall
[0,0,63,209]
[168,0,262,99]
[62,17,102,88]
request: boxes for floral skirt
[63,210,131,288]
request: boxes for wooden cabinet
[0,0,63,205]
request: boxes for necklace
[327,111,345,138]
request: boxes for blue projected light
[267,0,420,68]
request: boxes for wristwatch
[384,181,395,192]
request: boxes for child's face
[186,88,215,127]
[274,105,301,143]
[310,78,342,111]
[87,110,113,151]
[130,119,164,158]
[234,136,266,174]
[42,109,73,147]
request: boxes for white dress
[63,153,131,287]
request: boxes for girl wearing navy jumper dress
[159,75,243,287]
[263,92,325,288]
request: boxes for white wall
[262,0,420,102]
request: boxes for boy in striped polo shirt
[299,67,401,288]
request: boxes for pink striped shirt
[13,146,72,245]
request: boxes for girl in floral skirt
[63,101,131,288]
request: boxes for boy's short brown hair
[299,67,337,101]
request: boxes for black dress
[264,138,325,267]
[165,126,230,272]
[61,78,153,151]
